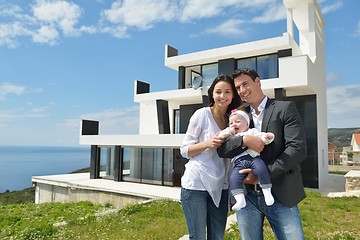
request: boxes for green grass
[225,190,360,240]
[0,190,359,239]
[0,187,35,205]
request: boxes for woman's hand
[207,132,225,149]
[187,133,225,157]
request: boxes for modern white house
[33,0,329,205]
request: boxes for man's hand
[239,168,258,184]
[243,135,265,153]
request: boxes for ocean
[0,145,90,193]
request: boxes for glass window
[121,147,175,186]
[201,63,218,87]
[237,57,256,70]
[122,147,141,182]
[163,149,174,186]
[174,109,180,134]
[237,54,278,80]
[99,147,115,179]
[257,54,278,79]
[141,148,162,184]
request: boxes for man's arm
[217,134,244,158]
[217,134,265,158]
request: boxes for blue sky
[0,0,359,147]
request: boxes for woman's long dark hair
[208,74,242,115]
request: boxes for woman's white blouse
[180,107,229,207]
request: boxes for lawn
[0,190,359,239]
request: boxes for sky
[0,0,359,147]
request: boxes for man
[218,67,307,240]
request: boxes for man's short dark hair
[232,67,259,81]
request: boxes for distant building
[328,143,341,165]
[341,133,360,165]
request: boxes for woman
[180,74,241,239]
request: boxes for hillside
[328,127,360,151]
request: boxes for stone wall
[345,170,360,192]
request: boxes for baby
[219,109,275,211]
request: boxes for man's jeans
[236,188,305,240]
[181,188,228,240]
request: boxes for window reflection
[183,53,279,90]
[121,147,174,186]
[201,63,218,87]
[174,109,180,134]
[99,147,115,179]
[238,57,256,70]
[237,54,278,79]
[122,148,141,182]
[257,54,278,79]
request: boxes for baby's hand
[266,134,272,139]
[229,126,236,135]
[265,133,275,141]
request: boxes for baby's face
[229,114,248,134]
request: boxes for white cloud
[79,25,97,34]
[203,19,246,37]
[355,20,360,37]
[31,0,83,36]
[101,25,129,39]
[0,4,35,23]
[179,0,278,22]
[101,0,176,34]
[0,82,46,123]
[0,106,49,124]
[327,84,360,128]
[58,106,140,135]
[0,22,32,48]
[0,82,26,100]
[0,0,345,46]
[32,25,58,45]
[326,72,343,84]
[0,1,95,47]
[179,0,229,23]
[252,3,286,23]
[320,0,343,14]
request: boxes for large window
[237,54,278,79]
[257,54,278,79]
[122,147,141,182]
[237,57,256,70]
[201,63,218,87]
[141,148,162,184]
[122,147,174,186]
[185,63,218,89]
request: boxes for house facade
[80,0,328,190]
[340,133,360,165]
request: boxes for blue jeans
[236,187,305,240]
[181,188,229,240]
[230,155,271,195]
